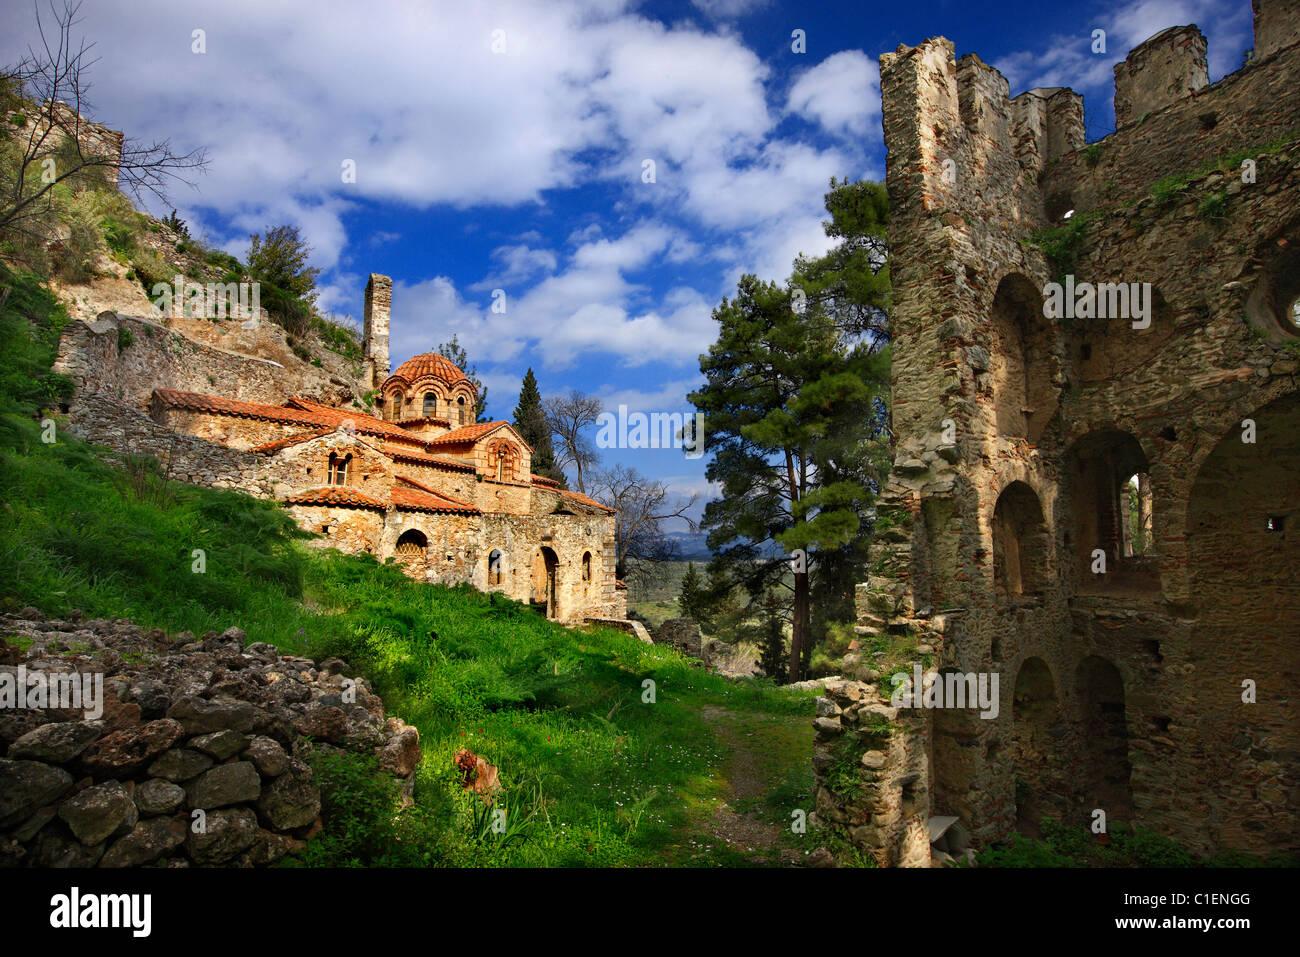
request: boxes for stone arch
[989,273,1058,442]
[532,546,559,618]
[1071,655,1132,822]
[394,528,429,575]
[487,548,505,586]
[992,481,1049,600]
[1011,657,1063,836]
[581,550,592,585]
[1065,430,1159,594]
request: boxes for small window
[423,392,437,417]
[457,396,467,425]
[488,549,504,585]
[328,452,352,486]
[582,551,592,582]
[1289,296,1300,331]
[1267,515,1286,532]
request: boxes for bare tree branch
[1,0,208,247]
[544,389,602,493]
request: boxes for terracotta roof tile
[283,487,388,510]
[391,481,479,515]
[383,445,475,471]
[426,420,510,447]
[387,353,472,390]
[530,473,561,488]
[561,489,615,514]
[153,389,424,445]
[248,429,336,455]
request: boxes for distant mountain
[664,530,787,563]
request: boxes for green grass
[977,819,1300,868]
[0,262,818,867]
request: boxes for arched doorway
[532,546,559,619]
[1011,657,1062,836]
[1073,656,1132,822]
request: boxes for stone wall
[0,611,420,868]
[53,311,362,414]
[814,8,1300,865]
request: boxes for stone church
[54,273,626,626]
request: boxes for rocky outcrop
[0,609,420,868]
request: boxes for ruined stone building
[53,275,626,626]
[814,0,1299,864]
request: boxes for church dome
[388,352,473,392]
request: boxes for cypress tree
[513,368,562,483]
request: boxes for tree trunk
[788,570,809,683]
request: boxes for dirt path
[664,704,811,866]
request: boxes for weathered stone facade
[53,278,626,626]
[814,3,1300,865]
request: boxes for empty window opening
[458,396,467,425]
[1067,431,1159,593]
[1121,473,1154,556]
[327,452,352,486]
[581,551,592,583]
[1267,515,1286,532]
[488,549,504,585]
[423,392,437,417]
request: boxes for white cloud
[993,0,1253,106]
[689,0,773,18]
[787,50,882,137]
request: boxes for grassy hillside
[0,265,818,866]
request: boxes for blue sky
[0,0,1256,523]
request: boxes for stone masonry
[813,1,1300,865]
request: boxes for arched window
[328,453,352,486]
[457,395,467,425]
[490,440,516,482]
[992,481,1049,600]
[395,529,428,557]
[423,392,437,417]
[582,551,592,582]
[488,549,504,585]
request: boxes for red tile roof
[283,487,388,510]
[561,489,615,513]
[530,473,561,488]
[391,479,480,515]
[387,353,473,390]
[248,429,336,455]
[426,420,511,447]
[153,389,425,445]
[383,445,475,471]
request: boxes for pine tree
[513,368,562,484]
[677,562,708,623]
[690,252,890,681]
